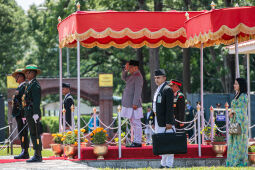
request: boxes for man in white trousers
[152,69,175,168]
[121,60,143,147]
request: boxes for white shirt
[64,93,70,101]
[147,111,151,119]
[153,82,165,112]
[18,81,25,88]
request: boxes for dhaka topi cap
[129,60,139,66]
[62,83,71,88]
[154,69,166,76]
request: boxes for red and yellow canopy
[57,10,204,49]
[185,6,255,48]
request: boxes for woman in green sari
[226,78,248,167]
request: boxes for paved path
[0,156,98,170]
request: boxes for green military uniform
[169,80,186,130]
[22,65,42,162]
[173,90,185,129]
[12,69,29,159]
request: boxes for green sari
[226,93,248,167]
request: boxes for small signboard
[216,115,226,121]
[99,74,113,87]
[7,75,18,89]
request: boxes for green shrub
[248,145,255,153]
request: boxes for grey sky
[15,0,45,11]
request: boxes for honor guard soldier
[169,80,185,129]
[12,69,29,159]
[121,60,143,147]
[22,65,42,162]
[62,83,74,130]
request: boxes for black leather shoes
[26,154,42,163]
[14,150,29,159]
[159,165,166,168]
[126,142,142,147]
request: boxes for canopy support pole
[235,36,240,78]
[200,43,204,146]
[118,106,122,158]
[77,41,81,159]
[59,47,63,133]
[247,53,251,138]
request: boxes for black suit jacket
[152,82,175,127]
[63,93,74,126]
[143,111,154,125]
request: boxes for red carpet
[80,144,227,160]
[0,145,226,163]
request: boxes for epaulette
[177,91,184,99]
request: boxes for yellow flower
[67,131,72,134]
[74,142,78,146]
[52,134,56,137]
[61,138,65,141]
[85,139,88,143]
[63,135,66,138]
[103,130,107,133]
[106,134,108,137]
[91,138,94,140]
[74,129,78,133]
[90,133,93,136]
[74,131,78,135]
[57,134,62,137]
[80,129,85,133]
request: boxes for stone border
[77,158,226,168]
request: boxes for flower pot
[42,133,54,149]
[93,144,108,160]
[64,145,78,159]
[51,144,63,157]
[205,140,211,145]
[248,152,255,166]
[212,143,227,157]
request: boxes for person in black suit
[62,83,74,130]
[152,69,175,168]
[143,106,153,145]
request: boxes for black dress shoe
[159,165,166,168]
[26,154,42,163]
[14,150,29,159]
[126,142,142,147]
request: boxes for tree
[0,0,29,96]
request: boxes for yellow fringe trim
[59,27,186,48]
[186,23,255,47]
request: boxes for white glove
[22,118,26,124]
[33,114,39,123]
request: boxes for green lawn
[103,168,255,170]
[0,146,54,157]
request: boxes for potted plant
[51,133,64,157]
[114,132,126,146]
[62,129,86,159]
[201,125,216,145]
[248,145,255,166]
[90,127,108,160]
[211,132,227,157]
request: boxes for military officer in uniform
[12,69,29,159]
[62,83,74,130]
[22,65,42,162]
[152,69,175,168]
[169,80,185,130]
[121,60,143,147]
